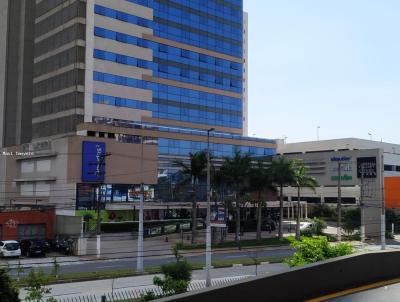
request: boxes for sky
[243,0,400,143]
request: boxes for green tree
[249,160,275,241]
[270,156,296,240]
[174,151,207,244]
[0,268,19,302]
[220,149,252,243]
[24,268,57,302]
[292,161,318,240]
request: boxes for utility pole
[381,154,386,250]
[337,161,342,242]
[360,163,365,242]
[206,128,214,288]
[96,152,111,258]
[96,184,102,258]
[137,136,145,273]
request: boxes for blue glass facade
[91,0,276,159]
[158,138,275,158]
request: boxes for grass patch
[177,237,290,250]
[14,268,137,286]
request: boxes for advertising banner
[82,141,106,182]
[211,206,226,228]
[357,157,377,178]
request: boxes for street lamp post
[137,136,145,273]
[206,128,214,287]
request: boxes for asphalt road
[8,247,294,276]
[327,282,400,301]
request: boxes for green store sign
[331,175,353,181]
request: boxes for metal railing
[55,276,250,302]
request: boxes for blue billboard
[82,141,106,182]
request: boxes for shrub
[311,204,336,219]
[152,260,193,298]
[386,231,394,239]
[139,291,157,302]
[0,268,19,302]
[342,208,360,235]
[286,236,353,267]
[300,217,327,237]
[327,242,354,258]
[161,260,192,282]
[312,217,327,235]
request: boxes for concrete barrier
[156,250,400,302]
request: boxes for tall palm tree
[174,151,207,244]
[220,149,252,243]
[270,156,296,240]
[249,161,276,242]
[293,160,318,240]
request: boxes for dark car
[50,237,73,255]
[19,239,47,257]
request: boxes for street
[6,245,294,276]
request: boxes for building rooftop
[277,138,400,154]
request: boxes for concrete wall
[158,250,400,302]
[56,215,82,236]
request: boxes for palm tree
[293,160,318,240]
[249,161,276,242]
[220,149,252,243]
[270,156,296,240]
[174,151,207,244]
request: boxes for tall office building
[32,0,276,162]
[33,0,248,138]
[0,0,35,148]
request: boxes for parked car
[51,237,74,255]
[19,239,47,257]
[36,239,51,252]
[0,240,21,258]
[300,222,314,231]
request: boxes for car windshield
[5,243,19,251]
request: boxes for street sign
[210,206,226,228]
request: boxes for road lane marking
[306,278,400,302]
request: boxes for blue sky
[244,0,400,143]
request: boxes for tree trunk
[235,193,241,243]
[256,191,262,242]
[278,185,284,240]
[296,186,301,240]
[191,199,197,244]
